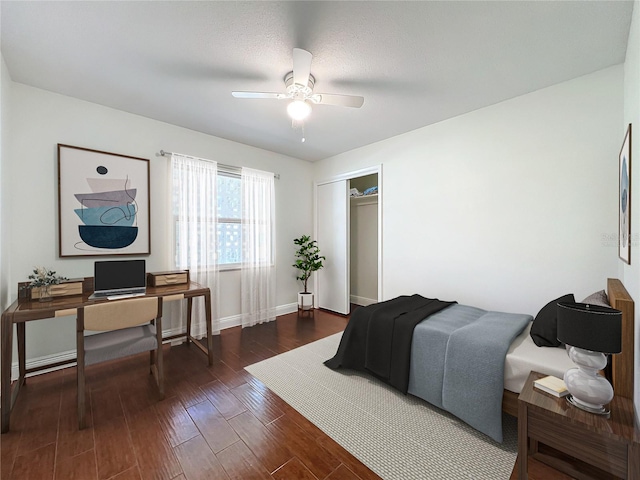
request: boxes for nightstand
[518,371,640,480]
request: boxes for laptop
[89,260,147,299]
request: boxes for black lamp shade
[557,302,622,353]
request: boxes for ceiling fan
[232,48,364,122]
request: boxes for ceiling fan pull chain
[290,118,306,142]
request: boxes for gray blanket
[408,304,531,442]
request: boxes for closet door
[316,180,350,314]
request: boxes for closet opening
[349,174,378,308]
[314,166,382,315]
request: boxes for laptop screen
[94,260,146,292]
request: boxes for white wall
[1,56,11,312]
[4,80,313,362]
[315,66,623,317]
[621,0,640,422]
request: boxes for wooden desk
[1,279,213,433]
[518,371,640,480]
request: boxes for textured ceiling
[1,1,634,161]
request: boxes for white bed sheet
[503,322,575,393]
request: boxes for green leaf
[292,235,324,290]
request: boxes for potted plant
[23,266,67,302]
[293,235,325,310]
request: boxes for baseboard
[350,295,377,306]
[11,350,78,380]
[218,303,298,330]
[10,302,300,381]
[277,302,299,316]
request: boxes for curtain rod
[157,150,280,179]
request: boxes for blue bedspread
[408,304,531,442]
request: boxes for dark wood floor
[1,307,573,480]
[1,309,382,480]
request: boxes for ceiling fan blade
[292,48,312,87]
[311,93,364,108]
[232,91,286,99]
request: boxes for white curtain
[241,167,276,327]
[170,154,220,336]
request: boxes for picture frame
[58,144,150,257]
[618,124,632,264]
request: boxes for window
[173,161,274,270]
[216,172,241,267]
[173,168,243,269]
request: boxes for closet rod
[157,150,280,179]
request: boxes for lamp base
[563,347,614,416]
[565,394,610,416]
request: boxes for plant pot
[298,292,314,311]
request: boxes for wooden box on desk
[18,278,84,301]
[147,270,189,287]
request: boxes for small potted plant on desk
[293,235,325,313]
[23,266,68,302]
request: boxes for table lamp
[556,302,622,415]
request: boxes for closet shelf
[350,194,378,206]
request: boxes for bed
[501,278,634,417]
[325,278,635,442]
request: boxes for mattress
[504,321,574,393]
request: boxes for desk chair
[76,296,164,429]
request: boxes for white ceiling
[1,1,634,162]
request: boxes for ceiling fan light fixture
[287,100,311,121]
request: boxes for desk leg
[518,401,529,479]
[204,291,213,366]
[1,314,13,433]
[17,323,26,383]
[186,298,192,345]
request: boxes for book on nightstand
[533,375,569,397]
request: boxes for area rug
[245,333,517,480]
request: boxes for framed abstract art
[619,124,632,264]
[58,144,150,257]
